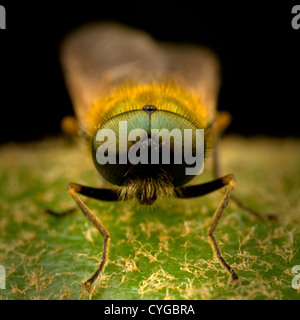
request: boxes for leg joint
[222,174,236,187]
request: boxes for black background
[0,1,299,143]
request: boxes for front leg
[175,174,239,282]
[212,118,276,221]
[67,182,120,291]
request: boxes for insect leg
[175,174,239,282]
[43,206,78,217]
[61,115,80,137]
[212,115,277,221]
[67,182,120,291]
[43,184,119,217]
[213,111,232,178]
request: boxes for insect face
[91,105,205,205]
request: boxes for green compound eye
[92,110,149,186]
[92,109,205,187]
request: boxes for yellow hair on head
[85,81,210,140]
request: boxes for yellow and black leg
[212,112,276,221]
[46,183,120,292]
[175,174,239,282]
[67,183,120,291]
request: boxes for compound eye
[150,111,205,186]
[91,110,149,186]
[91,110,205,187]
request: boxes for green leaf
[0,136,300,300]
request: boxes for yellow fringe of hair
[84,81,210,140]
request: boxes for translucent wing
[159,43,220,123]
[60,22,165,125]
[60,22,220,127]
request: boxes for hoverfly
[49,22,269,292]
